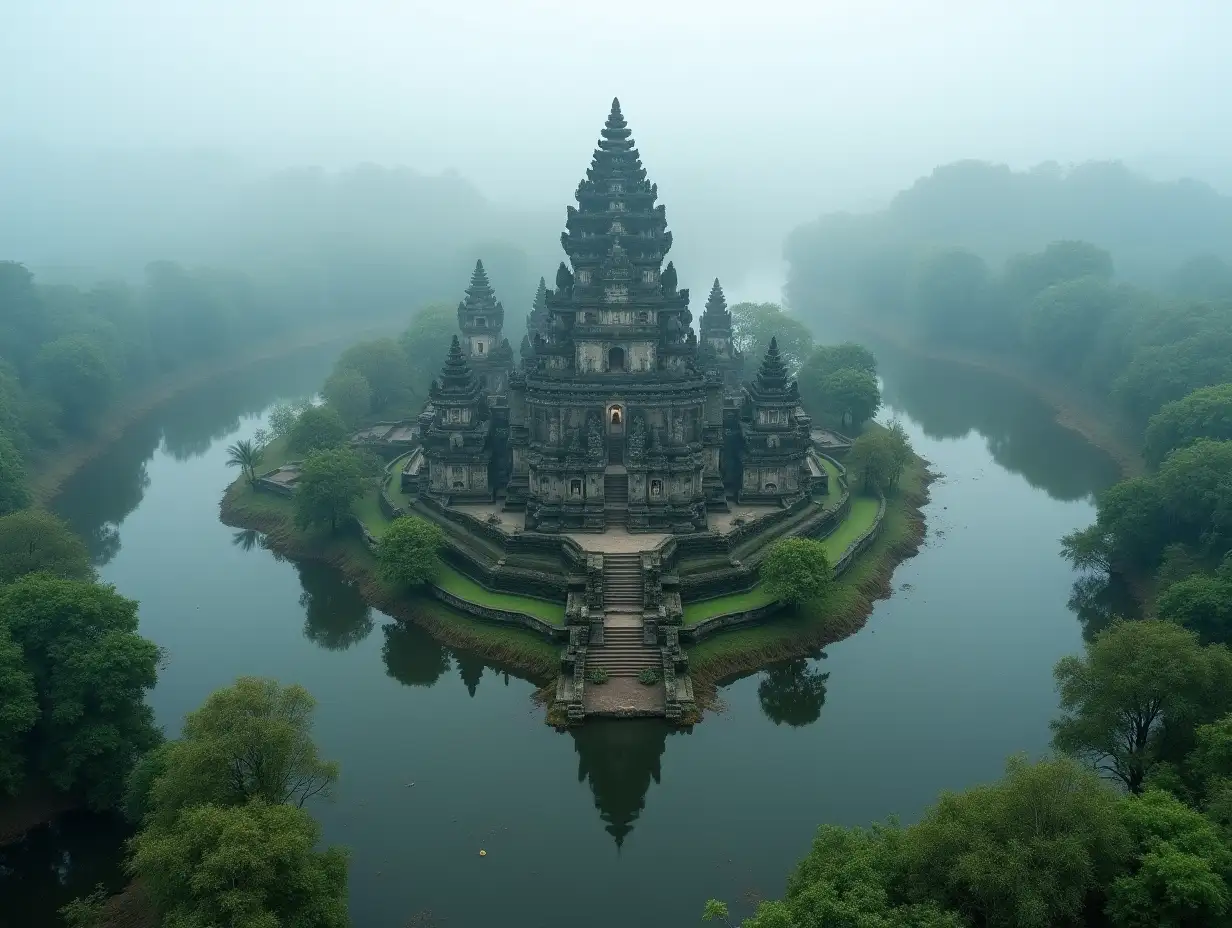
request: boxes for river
[0,338,1122,928]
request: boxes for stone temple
[420,98,815,532]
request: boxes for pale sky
[2,0,1229,279]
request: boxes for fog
[3,0,1230,299]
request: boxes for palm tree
[226,438,264,486]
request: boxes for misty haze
[3,3,1232,927]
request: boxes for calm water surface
[1,339,1122,927]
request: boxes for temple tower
[699,278,744,397]
[522,276,549,368]
[506,98,724,532]
[736,338,811,504]
[419,336,493,501]
[457,260,513,396]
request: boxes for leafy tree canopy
[0,621,37,795]
[1144,383,1232,468]
[1157,572,1232,646]
[287,404,349,456]
[0,508,94,585]
[1051,619,1232,793]
[337,337,411,411]
[141,677,339,828]
[377,515,444,589]
[129,800,349,928]
[294,447,365,533]
[0,574,161,808]
[0,433,31,517]
[760,537,833,606]
[321,367,372,427]
[730,302,814,374]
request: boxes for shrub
[638,668,660,686]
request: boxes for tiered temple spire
[458,260,503,330]
[754,337,789,392]
[438,335,478,394]
[701,279,731,329]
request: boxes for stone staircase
[585,626,659,678]
[604,473,629,526]
[602,552,643,613]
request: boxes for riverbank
[219,481,561,682]
[29,315,406,507]
[688,454,933,700]
[833,316,1145,479]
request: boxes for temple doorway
[607,346,625,372]
[606,403,625,465]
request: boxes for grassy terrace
[434,562,566,625]
[682,491,883,625]
[686,458,930,679]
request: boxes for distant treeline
[785,160,1232,432]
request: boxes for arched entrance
[607,346,625,372]
[606,403,625,465]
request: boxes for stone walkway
[582,678,666,717]
[709,504,779,534]
[564,529,669,553]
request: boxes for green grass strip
[433,563,566,625]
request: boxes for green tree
[802,367,881,429]
[0,432,31,515]
[294,447,365,533]
[0,508,94,585]
[1114,331,1232,422]
[143,677,339,827]
[901,755,1130,928]
[911,247,991,340]
[288,404,349,456]
[399,302,458,396]
[803,342,878,376]
[0,621,37,794]
[760,538,833,606]
[1003,240,1115,306]
[129,800,349,928]
[267,399,309,441]
[0,574,161,808]
[32,334,116,429]
[738,823,966,928]
[321,367,372,427]
[377,515,444,588]
[1144,384,1232,468]
[1023,276,1122,376]
[1157,573,1232,645]
[730,302,815,374]
[846,430,897,495]
[1107,789,1232,928]
[336,337,411,411]
[1166,255,1232,302]
[225,438,264,487]
[1052,620,1231,792]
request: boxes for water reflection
[382,620,452,687]
[0,812,130,928]
[1067,572,1141,641]
[297,564,375,651]
[757,657,830,728]
[572,720,671,848]
[232,528,262,552]
[52,344,339,566]
[869,340,1122,502]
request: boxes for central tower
[506,99,725,532]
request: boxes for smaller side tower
[419,336,493,501]
[698,278,744,397]
[521,276,549,368]
[737,338,810,504]
[457,260,514,396]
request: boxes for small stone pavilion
[419,99,814,528]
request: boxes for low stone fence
[679,601,785,643]
[428,586,569,641]
[678,491,888,643]
[831,495,888,576]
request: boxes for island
[221,99,929,726]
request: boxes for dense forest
[0,161,550,516]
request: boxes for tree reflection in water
[296,562,375,651]
[1068,571,1141,641]
[572,719,671,848]
[757,657,829,727]
[381,621,451,687]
